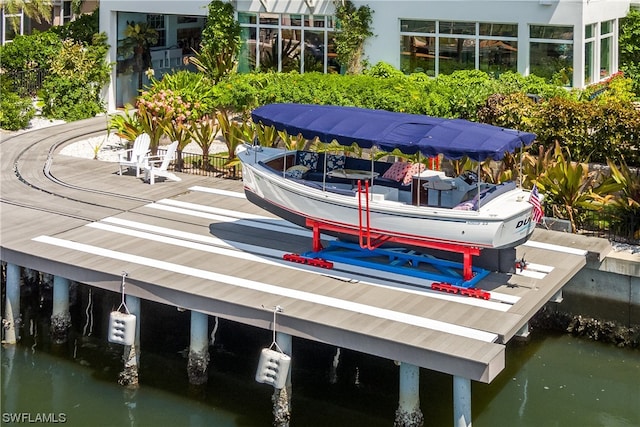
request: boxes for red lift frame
[306,180,482,282]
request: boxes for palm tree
[1,0,52,33]
[118,21,158,92]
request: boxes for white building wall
[100,0,630,111]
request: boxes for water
[2,320,638,427]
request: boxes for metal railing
[4,68,47,97]
[577,209,639,245]
[156,147,241,180]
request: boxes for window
[238,13,336,74]
[400,19,517,77]
[62,1,73,24]
[529,25,574,87]
[600,20,614,78]
[584,24,595,85]
[147,14,166,47]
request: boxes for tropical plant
[163,119,192,172]
[1,0,51,33]
[108,105,143,145]
[277,130,307,151]
[254,123,279,148]
[118,22,158,91]
[217,111,254,170]
[191,0,241,83]
[135,94,171,154]
[187,116,221,172]
[333,0,374,74]
[147,70,216,119]
[590,159,640,239]
[533,143,605,232]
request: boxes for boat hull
[239,148,536,249]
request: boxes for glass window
[600,36,612,78]
[239,12,335,75]
[281,28,301,72]
[601,20,613,35]
[259,13,279,26]
[479,23,517,37]
[439,37,475,74]
[530,42,573,86]
[400,20,435,34]
[238,26,256,73]
[304,30,326,72]
[584,40,594,84]
[530,25,573,40]
[238,12,256,25]
[585,23,595,39]
[306,15,325,28]
[479,39,517,75]
[439,21,475,35]
[327,31,339,73]
[259,27,279,71]
[63,1,72,23]
[284,14,302,26]
[147,15,166,47]
[400,35,435,75]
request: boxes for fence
[157,147,241,180]
[5,69,47,97]
[577,209,639,245]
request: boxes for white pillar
[394,362,424,427]
[118,295,140,388]
[51,276,71,343]
[273,332,292,427]
[188,310,210,385]
[3,263,21,344]
[453,376,472,427]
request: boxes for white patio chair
[117,133,151,177]
[143,141,181,185]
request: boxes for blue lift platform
[300,241,490,288]
[282,183,493,299]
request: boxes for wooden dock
[1,118,608,384]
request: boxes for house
[1,0,99,44]
[99,0,632,111]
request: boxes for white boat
[238,104,540,250]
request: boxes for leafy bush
[0,31,62,72]
[39,36,110,121]
[40,77,104,121]
[619,9,640,97]
[51,9,100,45]
[0,92,35,131]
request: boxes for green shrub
[40,77,103,121]
[0,31,62,72]
[0,92,35,131]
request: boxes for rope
[269,305,284,354]
[116,272,131,315]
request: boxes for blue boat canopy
[251,103,536,161]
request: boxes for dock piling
[3,263,21,344]
[272,332,292,427]
[118,295,140,388]
[51,276,71,344]
[188,310,210,385]
[394,362,424,427]
[453,376,472,427]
